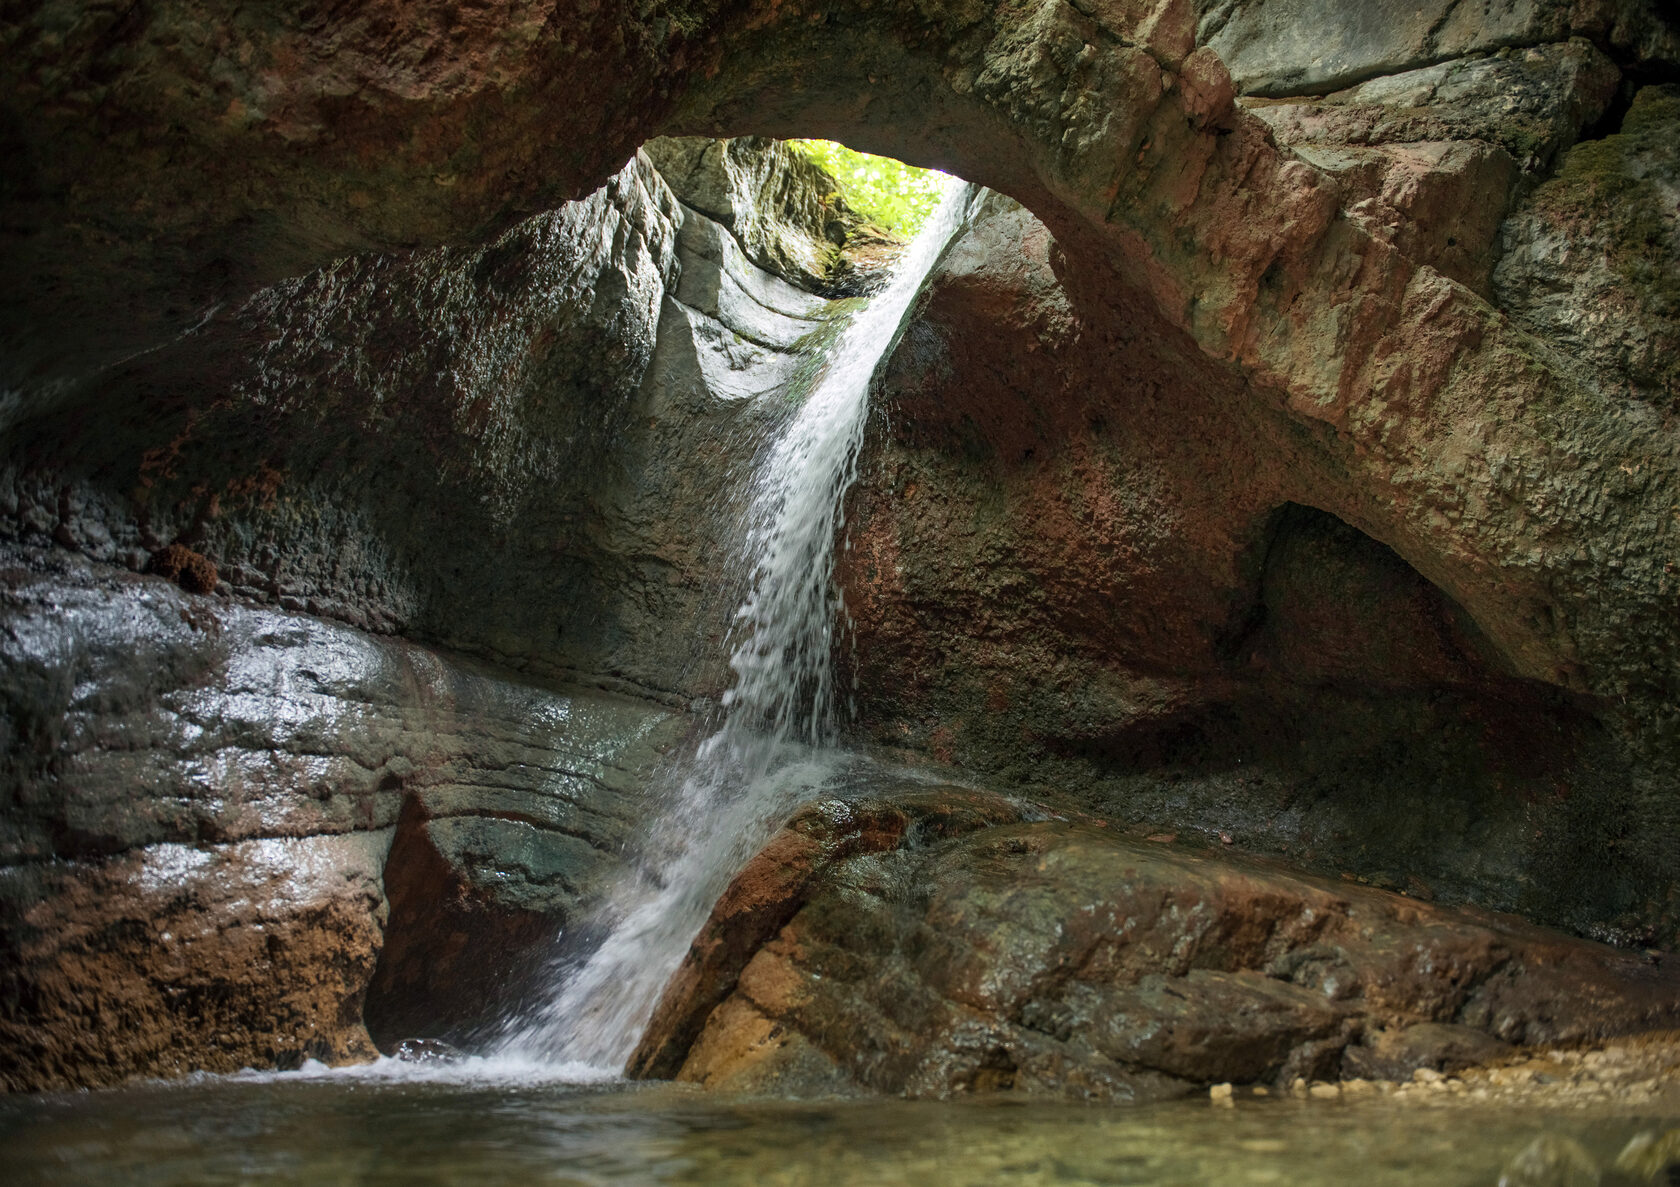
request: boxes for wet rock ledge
[632,786,1680,1101]
[0,547,690,1091]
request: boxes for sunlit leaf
[788,140,950,237]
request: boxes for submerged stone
[1615,1129,1680,1184]
[1498,1135,1601,1187]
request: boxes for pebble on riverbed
[1497,1135,1601,1187]
[1496,1129,1680,1186]
[1343,1034,1680,1113]
[1204,1035,1677,1117]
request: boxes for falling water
[499,178,984,1073]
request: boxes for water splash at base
[498,178,984,1073]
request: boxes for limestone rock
[1494,84,1680,411]
[5,0,1680,1092]
[1615,1129,1680,1184]
[1248,40,1621,167]
[646,136,891,295]
[632,788,1680,1099]
[845,196,1679,946]
[1244,39,1621,290]
[2,144,860,698]
[0,546,690,1089]
[1198,0,1677,97]
[1498,1135,1602,1187]
[0,829,392,1092]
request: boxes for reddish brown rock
[842,195,1668,945]
[632,788,1680,1099]
[147,543,219,594]
[0,549,690,1091]
[0,832,390,1093]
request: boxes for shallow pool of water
[2,1064,1674,1186]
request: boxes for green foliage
[789,140,950,237]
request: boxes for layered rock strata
[0,139,872,1091]
[632,787,1680,1100]
[0,546,689,1091]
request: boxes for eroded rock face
[4,0,1680,1093]
[0,546,689,1090]
[1,829,391,1093]
[3,144,864,699]
[631,788,1680,1100]
[1495,84,1680,411]
[843,195,1675,946]
[6,1,1678,719]
[1244,38,1621,292]
[1197,0,1678,97]
[644,136,899,295]
[0,132,882,1090]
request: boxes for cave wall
[6,0,1677,713]
[0,547,692,1091]
[2,0,1679,1089]
[0,138,864,1090]
[840,183,1678,945]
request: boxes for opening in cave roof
[788,140,954,238]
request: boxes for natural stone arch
[5,0,1680,1091]
[3,0,1677,709]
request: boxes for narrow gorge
[3,0,1680,1182]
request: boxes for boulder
[632,787,1680,1099]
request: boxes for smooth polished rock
[1198,0,1675,96]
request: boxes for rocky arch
[3,0,1680,1089]
[7,0,1677,710]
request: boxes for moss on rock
[1495,84,1680,410]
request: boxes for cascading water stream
[498,177,984,1073]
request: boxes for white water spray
[499,178,983,1072]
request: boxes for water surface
[3,1068,1673,1186]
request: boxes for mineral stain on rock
[632,788,1680,1101]
[146,543,218,594]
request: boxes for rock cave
[3,0,1680,1182]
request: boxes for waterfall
[498,179,984,1073]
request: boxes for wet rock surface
[1,828,392,1094]
[0,546,690,1091]
[844,195,1678,947]
[2,144,861,701]
[632,787,1680,1100]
